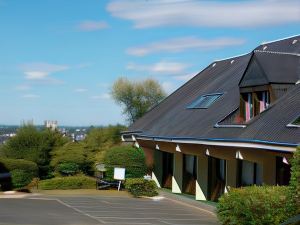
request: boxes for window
[241,91,270,122]
[287,115,300,127]
[237,160,263,187]
[187,93,222,109]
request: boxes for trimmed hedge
[38,175,96,190]
[217,186,296,225]
[125,178,158,197]
[104,146,146,180]
[0,158,38,188]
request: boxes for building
[121,35,300,201]
[44,120,58,131]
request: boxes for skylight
[187,93,223,109]
[287,115,300,127]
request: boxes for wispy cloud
[126,61,189,75]
[90,93,111,100]
[107,0,300,29]
[78,20,109,31]
[21,63,69,81]
[127,37,246,56]
[21,94,40,99]
[174,72,197,82]
[75,88,88,93]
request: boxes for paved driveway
[0,194,219,225]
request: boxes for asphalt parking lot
[0,194,219,225]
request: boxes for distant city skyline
[0,0,299,126]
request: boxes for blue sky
[0,0,299,126]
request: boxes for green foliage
[57,162,79,176]
[217,186,296,225]
[111,77,166,123]
[84,125,126,164]
[51,142,93,176]
[103,145,146,180]
[1,125,67,178]
[38,175,96,190]
[11,169,33,188]
[125,178,158,197]
[0,158,38,189]
[290,146,300,213]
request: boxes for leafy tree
[51,142,93,176]
[111,77,166,123]
[1,125,68,178]
[84,125,126,163]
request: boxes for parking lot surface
[0,194,219,225]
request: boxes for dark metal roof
[127,36,300,146]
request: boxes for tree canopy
[111,77,166,124]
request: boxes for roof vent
[292,39,298,45]
[212,63,216,67]
[230,60,235,64]
[263,46,268,51]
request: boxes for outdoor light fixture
[205,149,210,156]
[175,144,181,152]
[282,157,289,165]
[155,144,159,150]
[236,151,244,160]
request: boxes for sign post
[113,167,125,191]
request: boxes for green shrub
[0,158,38,188]
[38,175,96,190]
[51,142,93,176]
[11,169,33,188]
[104,146,146,180]
[290,146,300,213]
[217,185,295,225]
[125,178,158,197]
[57,162,79,176]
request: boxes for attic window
[187,93,223,109]
[287,115,300,128]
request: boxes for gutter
[123,133,298,153]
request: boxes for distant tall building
[44,120,58,131]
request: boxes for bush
[11,169,34,188]
[38,175,96,190]
[57,162,79,176]
[290,146,300,213]
[217,185,296,225]
[0,158,38,188]
[104,146,146,180]
[51,142,93,176]
[125,178,158,197]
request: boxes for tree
[1,125,68,179]
[111,77,166,123]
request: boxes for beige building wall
[138,139,294,201]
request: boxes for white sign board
[114,167,126,180]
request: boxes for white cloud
[75,88,88,93]
[174,72,197,81]
[21,63,69,81]
[127,37,246,56]
[78,20,109,31]
[21,94,40,99]
[162,81,178,94]
[107,0,300,29]
[90,93,111,100]
[127,61,189,74]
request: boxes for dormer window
[241,91,270,122]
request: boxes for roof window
[292,39,298,45]
[187,93,223,109]
[287,115,300,128]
